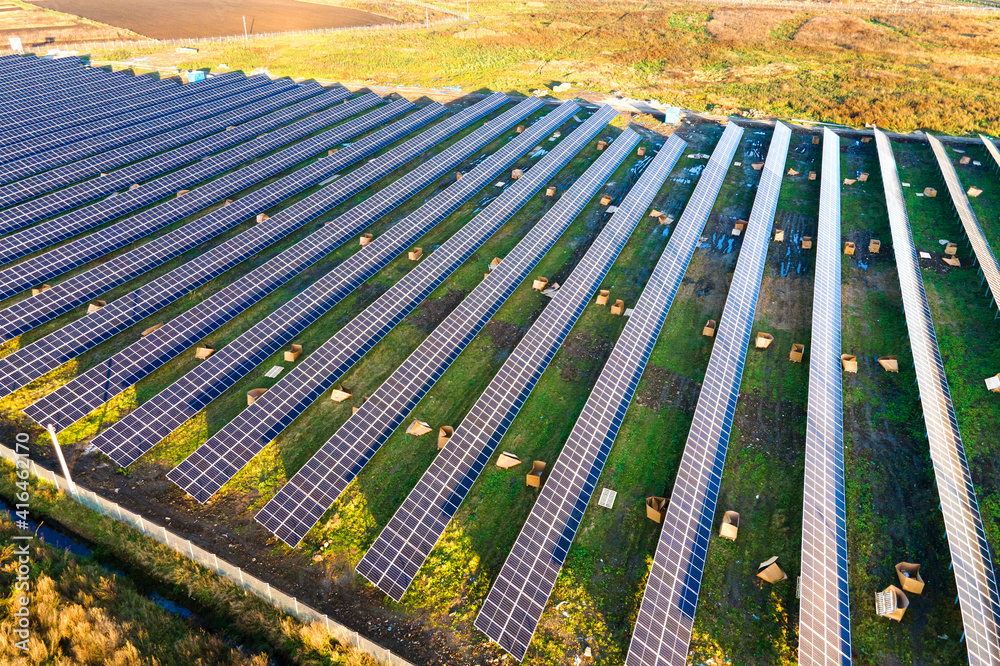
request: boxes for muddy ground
[28,0,394,40]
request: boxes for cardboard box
[844,241,856,256]
[731,227,742,237]
[511,168,523,180]
[787,168,800,176]
[86,300,107,314]
[31,284,51,296]
[596,289,610,306]
[878,356,899,372]
[735,219,747,231]
[875,585,909,621]
[406,419,433,436]
[646,496,668,523]
[176,189,190,197]
[943,256,961,267]
[756,332,774,349]
[284,344,303,362]
[610,299,625,316]
[895,562,925,595]
[527,460,546,487]
[141,323,163,337]
[649,209,662,219]
[516,125,524,134]
[923,187,937,198]
[861,137,872,143]
[960,156,971,165]
[751,162,764,171]
[532,277,548,291]
[841,354,858,373]
[789,343,805,363]
[600,195,612,206]
[968,186,983,198]
[984,374,1000,393]
[802,236,813,249]
[546,186,556,197]
[858,172,869,182]
[327,148,338,156]
[490,257,502,270]
[808,171,817,181]
[247,388,267,405]
[195,346,214,360]
[869,239,881,253]
[720,510,739,540]
[703,319,717,338]
[597,140,607,151]
[359,233,373,246]
[756,556,788,584]
[637,146,646,156]
[843,178,857,186]
[774,229,785,242]
[256,213,269,223]
[945,242,958,255]
[408,247,423,261]
[455,171,463,181]
[438,426,453,450]
[496,451,521,468]
[330,385,352,403]
[812,135,820,145]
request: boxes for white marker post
[46,425,76,496]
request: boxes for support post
[47,425,76,496]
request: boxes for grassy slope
[85,0,1000,135]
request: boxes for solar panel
[0,74,274,178]
[798,127,851,666]
[874,128,1000,666]
[624,122,790,666]
[981,135,1000,170]
[25,94,511,432]
[354,133,685,597]
[165,102,598,504]
[0,75,174,134]
[0,71,165,141]
[469,122,747,661]
[0,83,337,213]
[0,94,393,324]
[0,100,423,394]
[257,123,646,548]
[76,97,548,467]
[927,134,1000,314]
[0,87,354,254]
[0,71,249,162]
[0,73,167,143]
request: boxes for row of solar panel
[2,57,997,665]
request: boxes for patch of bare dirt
[408,288,468,333]
[559,330,613,383]
[453,27,508,40]
[793,15,903,52]
[706,8,796,43]
[548,20,590,31]
[634,365,700,412]
[483,320,526,357]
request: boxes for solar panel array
[874,129,1000,666]
[258,121,644,548]
[798,127,851,666]
[0,90,368,296]
[26,94,512,433]
[624,122,790,666]
[0,73,270,180]
[470,122,746,661]
[356,132,685,599]
[0,100,421,396]
[166,101,593,503]
[927,134,1000,313]
[80,96,546,466]
[0,71,168,144]
[0,83,340,214]
[0,72,166,131]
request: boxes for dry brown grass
[706,8,797,43]
[792,14,903,51]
